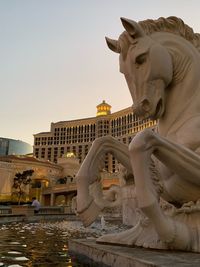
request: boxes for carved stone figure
[76,16,200,252]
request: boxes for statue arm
[76,136,131,226]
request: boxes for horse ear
[105,37,121,53]
[120,17,145,38]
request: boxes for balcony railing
[42,176,120,196]
[42,182,77,194]
[0,206,12,215]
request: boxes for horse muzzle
[133,97,164,120]
[133,98,151,119]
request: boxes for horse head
[106,18,173,120]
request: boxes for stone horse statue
[76,16,200,252]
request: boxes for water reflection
[0,221,93,266]
[0,220,125,266]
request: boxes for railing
[100,171,121,179]
[42,177,120,195]
[0,206,12,215]
[42,182,77,194]
[0,205,75,216]
[38,206,64,214]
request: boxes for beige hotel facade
[33,101,156,172]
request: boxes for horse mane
[139,16,200,52]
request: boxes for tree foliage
[12,169,34,204]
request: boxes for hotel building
[33,101,156,173]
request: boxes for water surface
[0,221,97,266]
[0,220,122,267]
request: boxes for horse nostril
[141,99,150,112]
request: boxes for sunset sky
[1,0,200,145]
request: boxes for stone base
[68,239,200,267]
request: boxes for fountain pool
[0,220,123,266]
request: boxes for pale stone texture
[76,16,200,252]
[121,184,138,226]
[69,239,200,267]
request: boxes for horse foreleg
[129,129,193,250]
[76,136,131,226]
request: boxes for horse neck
[154,33,200,136]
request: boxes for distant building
[0,137,32,156]
[0,153,122,208]
[33,101,156,172]
[0,155,62,203]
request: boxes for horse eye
[135,53,147,65]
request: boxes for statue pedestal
[69,239,200,267]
